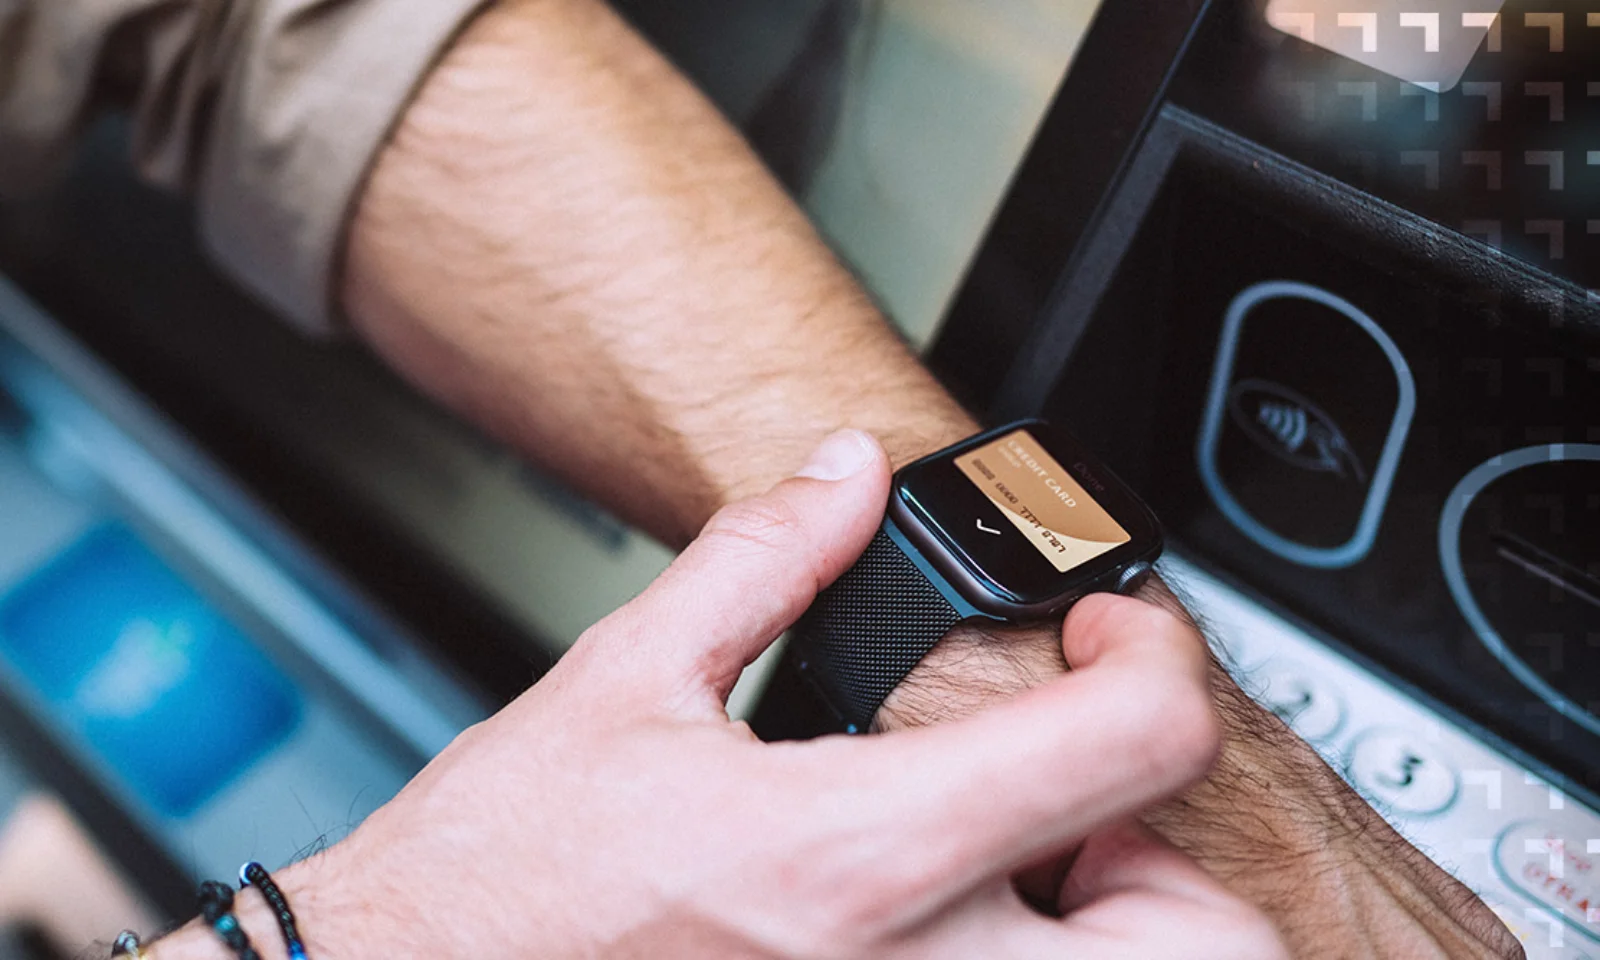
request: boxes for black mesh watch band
[781,419,1164,735]
[791,529,963,733]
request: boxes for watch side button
[1115,561,1154,595]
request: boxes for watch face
[894,421,1162,612]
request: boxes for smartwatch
[791,419,1163,733]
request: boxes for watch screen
[953,430,1131,572]
[895,422,1158,608]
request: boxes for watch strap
[792,528,963,732]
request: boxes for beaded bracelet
[111,930,146,959]
[198,880,262,960]
[240,861,309,960]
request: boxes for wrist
[341,0,979,549]
[146,853,365,960]
[875,619,1061,731]
[1147,667,1521,958]
[875,572,1183,732]
[707,397,975,528]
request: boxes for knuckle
[778,863,901,955]
[1180,899,1290,960]
[819,836,961,945]
[703,497,807,555]
[769,805,934,949]
[816,889,903,952]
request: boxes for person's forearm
[336,1,1517,956]
[340,0,972,549]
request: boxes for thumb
[591,429,890,707]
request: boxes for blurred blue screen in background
[0,525,301,817]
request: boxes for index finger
[815,596,1219,900]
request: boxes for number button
[1346,729,1459,816]
[1252,661,1345,742]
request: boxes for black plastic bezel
[889,419,1163,620]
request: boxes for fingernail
[795,429,876,482]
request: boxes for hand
[151,432,1284,959]
[882,587,1525,959]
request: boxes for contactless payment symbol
[1197,280,1414,569]
[0,525,301,817]
[1227,379,1367,484]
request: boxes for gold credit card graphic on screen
[955,430,1130,572]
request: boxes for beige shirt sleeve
[0,0,489,334]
